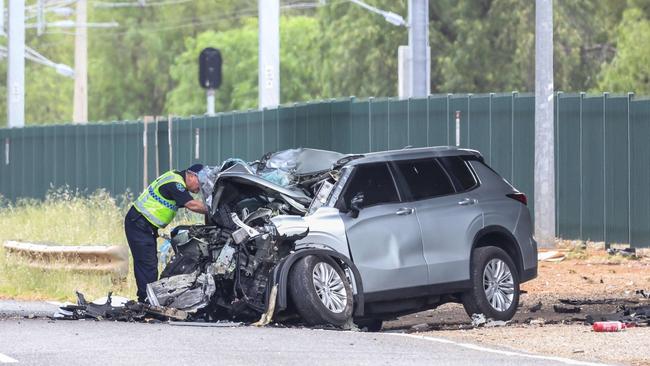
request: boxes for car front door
[337,162,429,294]
[390,156,484,285]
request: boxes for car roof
[345,146,482,166]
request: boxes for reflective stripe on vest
[134,171,186,228]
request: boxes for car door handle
[458,198,477,206]
[395,207,414,215]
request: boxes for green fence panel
[85,124,100,192]
[310,101,332,150]
[330,99,352,154]
[512,94,535,215]
[581,96,605,242]
[294,103,308,149]
[604,95,630,244]
[4,92,650,247]
[629,99,650,247]
[0,130,8,198]
[350,99,370,154]
[367,99,386,152]
[232,112,248,160]
[274,106,296,152]
[427,95,449,146]
[490,94,515,181]
[468,95,490,163]
[408,98,428,148]
[556,94,582,239]
[388,98,408,150]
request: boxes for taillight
[507,192,527,205]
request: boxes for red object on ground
[592,321,627,332]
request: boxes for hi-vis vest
[134,171,186,228]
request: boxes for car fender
[268,246,365,317]
[471,225,525,278]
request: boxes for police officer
[124,164,208,302]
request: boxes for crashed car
[147,147,537,329]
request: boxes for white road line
[0,353,18,363]
[385,333,611,366]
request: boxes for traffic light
[199,47,222,89]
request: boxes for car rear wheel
[288,255,353,327]
[462,246,520,321]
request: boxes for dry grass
[0,188,203,301]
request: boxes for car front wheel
[288,255,353,327]
[462,246,520,321]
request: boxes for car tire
[288,255,353,327]
[461,246,520,321]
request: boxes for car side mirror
[349,192,364,218]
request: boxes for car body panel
[412,191,484,284]
[297,207,350,257]
[340,201,429,293]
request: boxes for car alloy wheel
[482,258,515,312]
[312,262,348,313]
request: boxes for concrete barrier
[3,241,129,278]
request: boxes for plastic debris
[471,313,486,327]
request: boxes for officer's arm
[184,199,208,215]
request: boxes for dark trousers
[124,206,159,302]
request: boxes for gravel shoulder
[385,253,650,366]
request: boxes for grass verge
[0,188,202,301]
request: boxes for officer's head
[183,164,204,193]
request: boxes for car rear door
[390,156,484,285]
[338,162,429,294]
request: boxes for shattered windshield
[325,166,352,209]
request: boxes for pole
[534,0,555,247]
[206,89,215,116]
[408,0,429,98]
[7,0,25,128]
[258,0,279,108]
[73,0,88,123]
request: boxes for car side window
[338,163,400,210]
[392,158,455,200]
[438,156,478,192]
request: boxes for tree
[166,16,323,115]
[598,7,650,94]
[86,0,251,121]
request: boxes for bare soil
[383,252,650,365]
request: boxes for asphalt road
[0,318,609,366]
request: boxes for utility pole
[534,0,555,247]
[73,0,88,123]
[7,0,25,128]
[408,0,429,98]
[258,0,279,109]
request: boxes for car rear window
[438,156,478,191]
[339,163,400,209]
[392,158,455,200]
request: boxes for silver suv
[153,147,537,329]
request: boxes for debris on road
[528,301,542,312]
[606,247,636,258]
[592,321,628,332]
[471,313,486,327]
[559,298,639,305]
[552,305,581,314]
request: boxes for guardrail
[3,241,129,278]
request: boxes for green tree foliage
[166,16,323,114]
[87,0,251,121]
[0,0,647,126]
[598,7,650,94]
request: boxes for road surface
[0,318,608,366]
